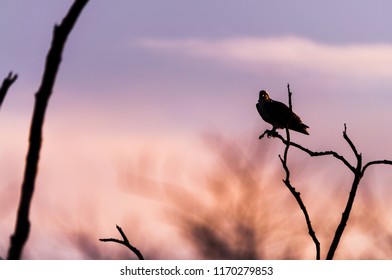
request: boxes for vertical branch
[287,83,293,111]
[7,0,89,260]
[277,86,320,259]
[326,125,362,260]
[0,72,18,110]
[279,128,320,259]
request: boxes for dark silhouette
[260,85,319,259]
[257,90,309,135]
[0,72,18,110]
[99,225,144,260]
[279,126,321,259]
[7,0,90,260]
[259,84,392,259]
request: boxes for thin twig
[0,72,18,110]
[287,83,293,111]
[343,123,361,161]
[7,0,89,260]
[99,225,144,260]
[362,160,392,177]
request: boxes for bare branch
[260,129,356,172]
[0,72,18,110]
[287,83,293,111]
[362,160,392,177]
[276,91,320,259]
[343,123,361,161]
[326,152,362,259]
[7,0,89,260]
[260,117,392,259]
[99,225,144,260]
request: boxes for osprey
[256,90,309,135]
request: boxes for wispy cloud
[135,36,392,78]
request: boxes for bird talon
[267,130,278,138]
[259,129,278,139]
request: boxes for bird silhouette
[256,90,309,135]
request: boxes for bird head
[259,90,270,101]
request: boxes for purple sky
[1,1,392,259]
[2,1,392,137]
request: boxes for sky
[1,0,392,259]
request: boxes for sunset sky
[1,1,392,259]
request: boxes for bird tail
[289,123,309,135]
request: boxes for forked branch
[0,72,18,110]
[99,225,144,260]
[259,88,392,259]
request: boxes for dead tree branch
[99,225,144,260]
[279,128,321,260]
[7,0,89,260]
[277,86,320,259]
[260,103,392,259]
[260,132,355,172]
[325,124,362,259]
[362,160,392,177]
[0,72,18,110]
[287,83,293,110]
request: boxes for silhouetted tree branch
[99,225,144,260]
[279,128,321,260]
[275,85,320,259]
[0,72,18,110]
[259,131,355,172]
[7,0,89,260]
[287,83,293,111]
[325,124,361,259]
[362,160,392,177]
[259,86,392,259]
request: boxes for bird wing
[262,100,293,128]
[257,98,309,134]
